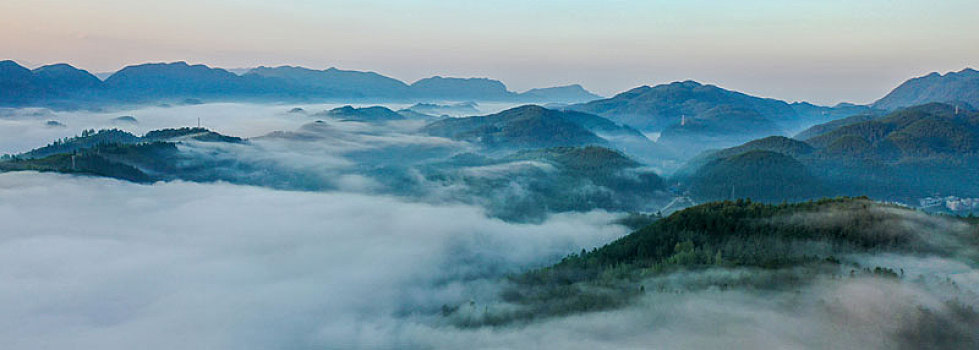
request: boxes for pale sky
[1,0,977,105]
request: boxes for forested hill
[684,150,825,202]
[314,105,406,123]
[0,127,243,182]
[674,103,979,203]
[423,145,668,221]
[560,198,949,270]
[505,146,640,171]
[806,102,979,158]
[422,105,610,150]
[455,198,979,326]
[420,105,678,165]
[21,127,242,159]
[794,113,879,140]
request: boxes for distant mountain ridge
[0,60,606,108]
[874,68,979,110]
[568,80,799,132]
[520,84,602,103]
[0,60,104,106]
[104,62,266,100]
[410,76,514,101]
[245,65,410,98]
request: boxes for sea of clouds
[0,172,628,349]
[1,104,977,349]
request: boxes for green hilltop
[453,198,979,326]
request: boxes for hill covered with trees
[0,127,244,183]
[450,198,979,328]
[423,105,613,150]
[421,146,668,221]
[675,103,979,203]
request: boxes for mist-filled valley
[2,82,979,348]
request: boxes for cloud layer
[2,172,976,349]
[0,172,626,349]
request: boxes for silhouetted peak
[32,63,76,71]
[674,80,704,87]
[0,60,30,73]
[956,67,978,75]
[506,104,549,113]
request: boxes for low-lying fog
[5,173,975,349]
[0,102,521,154]
[0,172,627,349]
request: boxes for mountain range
[519,84,603,103]
[244,65,410,98]
[5,59,979,116]
[6,58,979,170]
[0,60,603,107]
[566,80,876,157]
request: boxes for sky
[1,0,977,105]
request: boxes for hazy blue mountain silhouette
[568,80,799,132]
[0,60,614,107]
[0,60,103,106]
[245,66,410,98]
[874,68,979,110]
[519,84,602,103]
[409,76,515,100]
